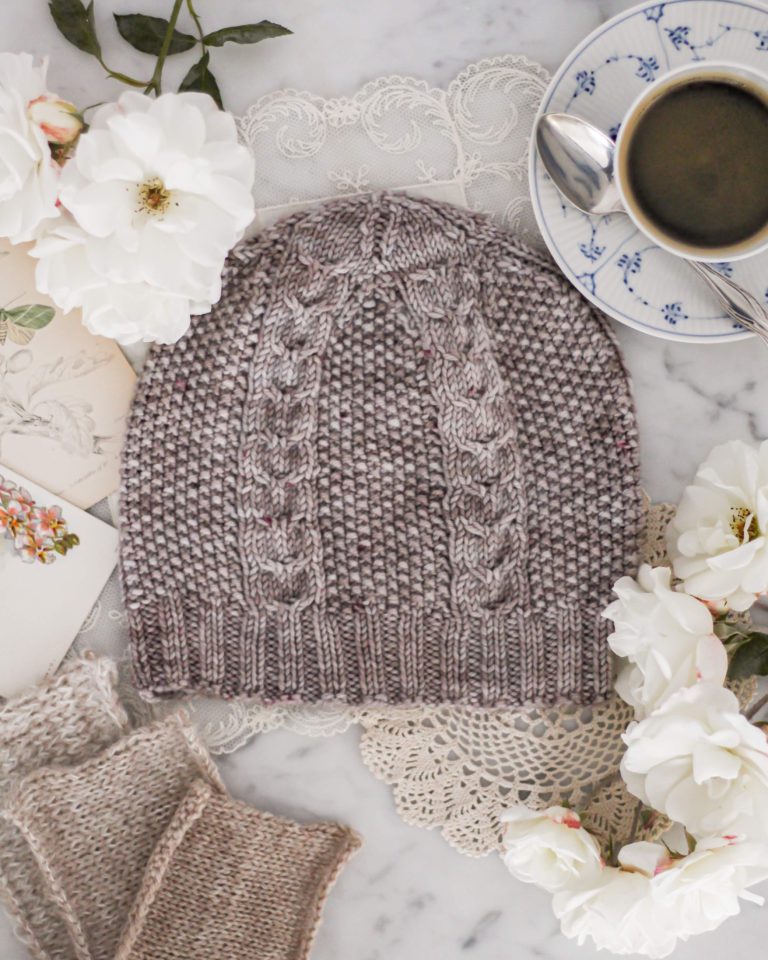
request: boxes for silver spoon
[536,112,768,344]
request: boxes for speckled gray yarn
[119,192,643,707]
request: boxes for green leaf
[202,21,292,47]
[49,0,101,58]
[728,632,768,679]
[6,305,56,330]
[178,52,223,109]
[86,0,97,43]
[114,13,196,56]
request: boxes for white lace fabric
[238,56,549,248]
[69,57,742,859]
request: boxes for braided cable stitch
[120,192,643,706]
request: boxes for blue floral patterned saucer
[530,0,768,342]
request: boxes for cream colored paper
[0,464,118,698]
[0,241,135,509]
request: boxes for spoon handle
[688,261,768,346]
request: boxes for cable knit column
[397,262,532,702]
[236,253,348,698]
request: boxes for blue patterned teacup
[615,60,768,262]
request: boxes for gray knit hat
[120,192,643,707]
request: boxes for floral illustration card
[0,464,118,699]
[0,240,135,509]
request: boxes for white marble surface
[3,1,768,958]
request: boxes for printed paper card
[0,463,118,699]
[0,240,136,509]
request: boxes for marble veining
[2,1,768,958]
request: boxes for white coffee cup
[614,60,768,262]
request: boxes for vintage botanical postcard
[0,240,135,509]
[0,464,118,699]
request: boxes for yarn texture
[5,714,223,960]
[115,779,361,960]
[120,192,643,707]
[0,657,128,960]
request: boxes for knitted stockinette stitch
[115,780,361,960]
[120,192,643,707]
[0,656,127,783]
[0,656,128,960]
[5,714,223,960]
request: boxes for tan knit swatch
[0,656,128,960]
[5,714,224,960]
[115,779,361,960]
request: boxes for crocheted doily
[70,57,757,858]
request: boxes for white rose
[650,836,768,937]
[554,838,768,956]
[621,683,768,838]
[31,220,104,313]
[31,90,255,344]
[552,864,678,958]
[80,284,195,345]
[604,565,727,717]
[500,805,602,892]
[668,440,768,611]
[0,53,60,243]
[33,223,208,344]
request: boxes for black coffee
[626,79,768,249]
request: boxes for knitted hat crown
[120,193,643,707]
